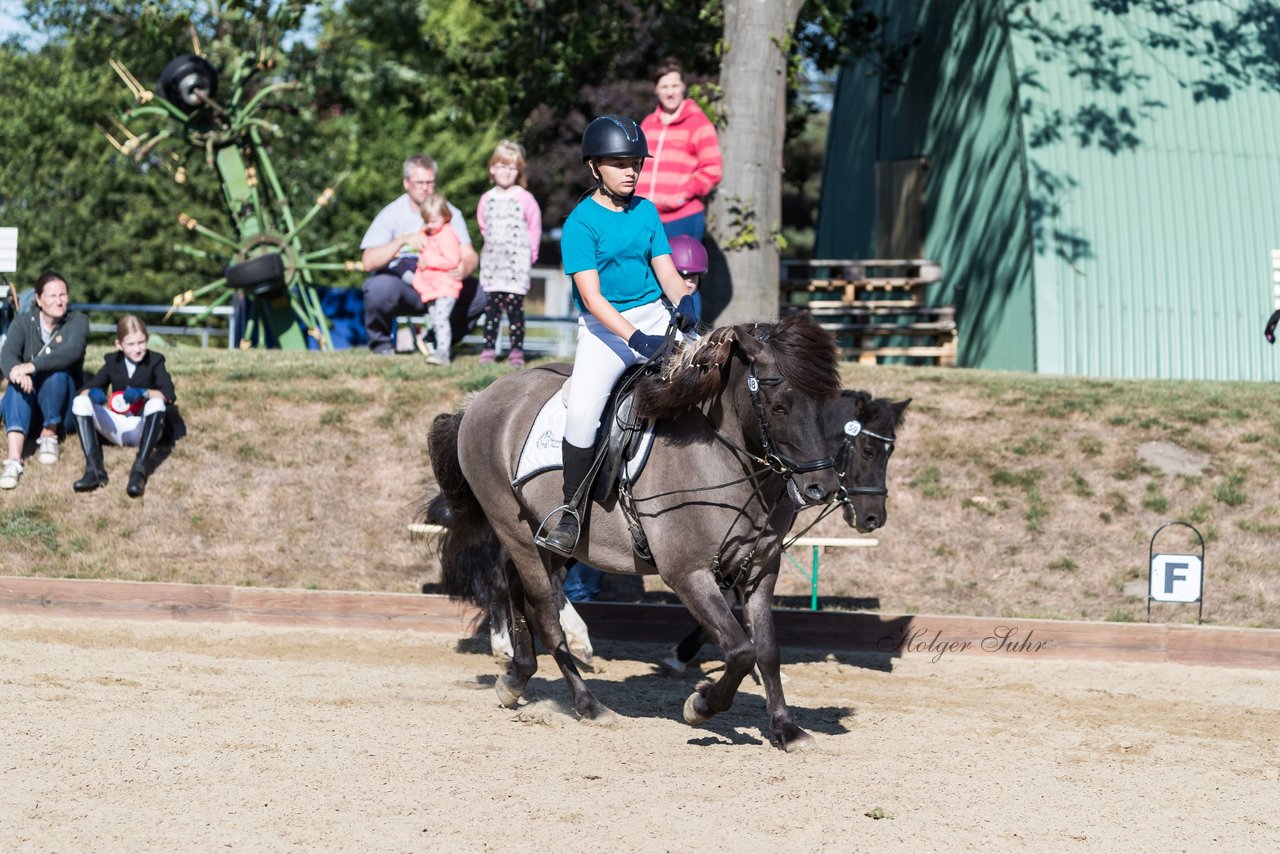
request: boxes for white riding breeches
[563,299,679,449]
[71,394,166,447]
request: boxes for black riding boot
[126,411,164,498]
[73,415,108,492]
[537,441,595,557]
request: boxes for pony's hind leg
[488,601,514,660]
[661,625,705,675]
[555,584,594,667]
[503,539,616,723]
[488,553,514,659]
[497,556,537,707]
[742,570,815,752]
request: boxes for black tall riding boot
[537,441,596,557]
[126,411,164,498]
[73,415,108,492]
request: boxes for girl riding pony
[537,115,697,556]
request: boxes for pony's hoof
[776,724,817,752]
[494,677,521,709]
[660,655,687,676]
[682,692,709,726]
[581,705,619,727]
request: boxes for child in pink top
[412,194,463,366]
[476,140,541,367]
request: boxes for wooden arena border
[2,576,1277,671]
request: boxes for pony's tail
[421,411,501,610]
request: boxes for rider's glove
[123,387,148,404]
[86,388,107,406]
[1266,310,1280,344]
[673,295,698,333]
[628,330,665,359]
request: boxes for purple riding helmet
[668,235,708,275]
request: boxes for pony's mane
[634,313,841,420]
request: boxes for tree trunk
[705,0,803,326]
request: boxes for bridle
[745,364,836,479]
[691,361,843,590]
[832,417,895,502]
[626,350,840,591]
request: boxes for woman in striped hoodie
[638,58,723,242]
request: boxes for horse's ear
[891,398,912,424]
[733,324,766,361]
[841,389,871,415]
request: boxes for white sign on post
[0,228,16,273]
[1149,554,1203,603]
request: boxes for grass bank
[2,344,1277,627]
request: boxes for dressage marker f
[1148,522,1205,624]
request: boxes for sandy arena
[3,612,1278,852]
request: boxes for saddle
[592,365,651,502]
[512,365,658,561]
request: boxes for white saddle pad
[512,386,656,488]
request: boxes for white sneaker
[36,435,59,465]
[0,459,22,489]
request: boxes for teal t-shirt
[561,195,671,313]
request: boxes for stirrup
[535,505,581,557]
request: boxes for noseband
[745,364,835,479]
[834,418,894,500]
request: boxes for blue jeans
[2,370,76,436]
[662,211,705,241]
[564,562,605,603]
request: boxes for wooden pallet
[781,257,943,281]
[824,321,956,336]
[780,258,955,365]
[804,304,956,321]
[837,344,956,366]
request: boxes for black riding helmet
[581,115,650,161]
[581,115,649,205]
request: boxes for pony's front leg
[664,569,756,726]
[742,570,815,752]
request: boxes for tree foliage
[0,2,223,304]
[0,0,911,313]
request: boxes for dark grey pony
[427,314,843,750]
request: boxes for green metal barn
[816,0,1280,381]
